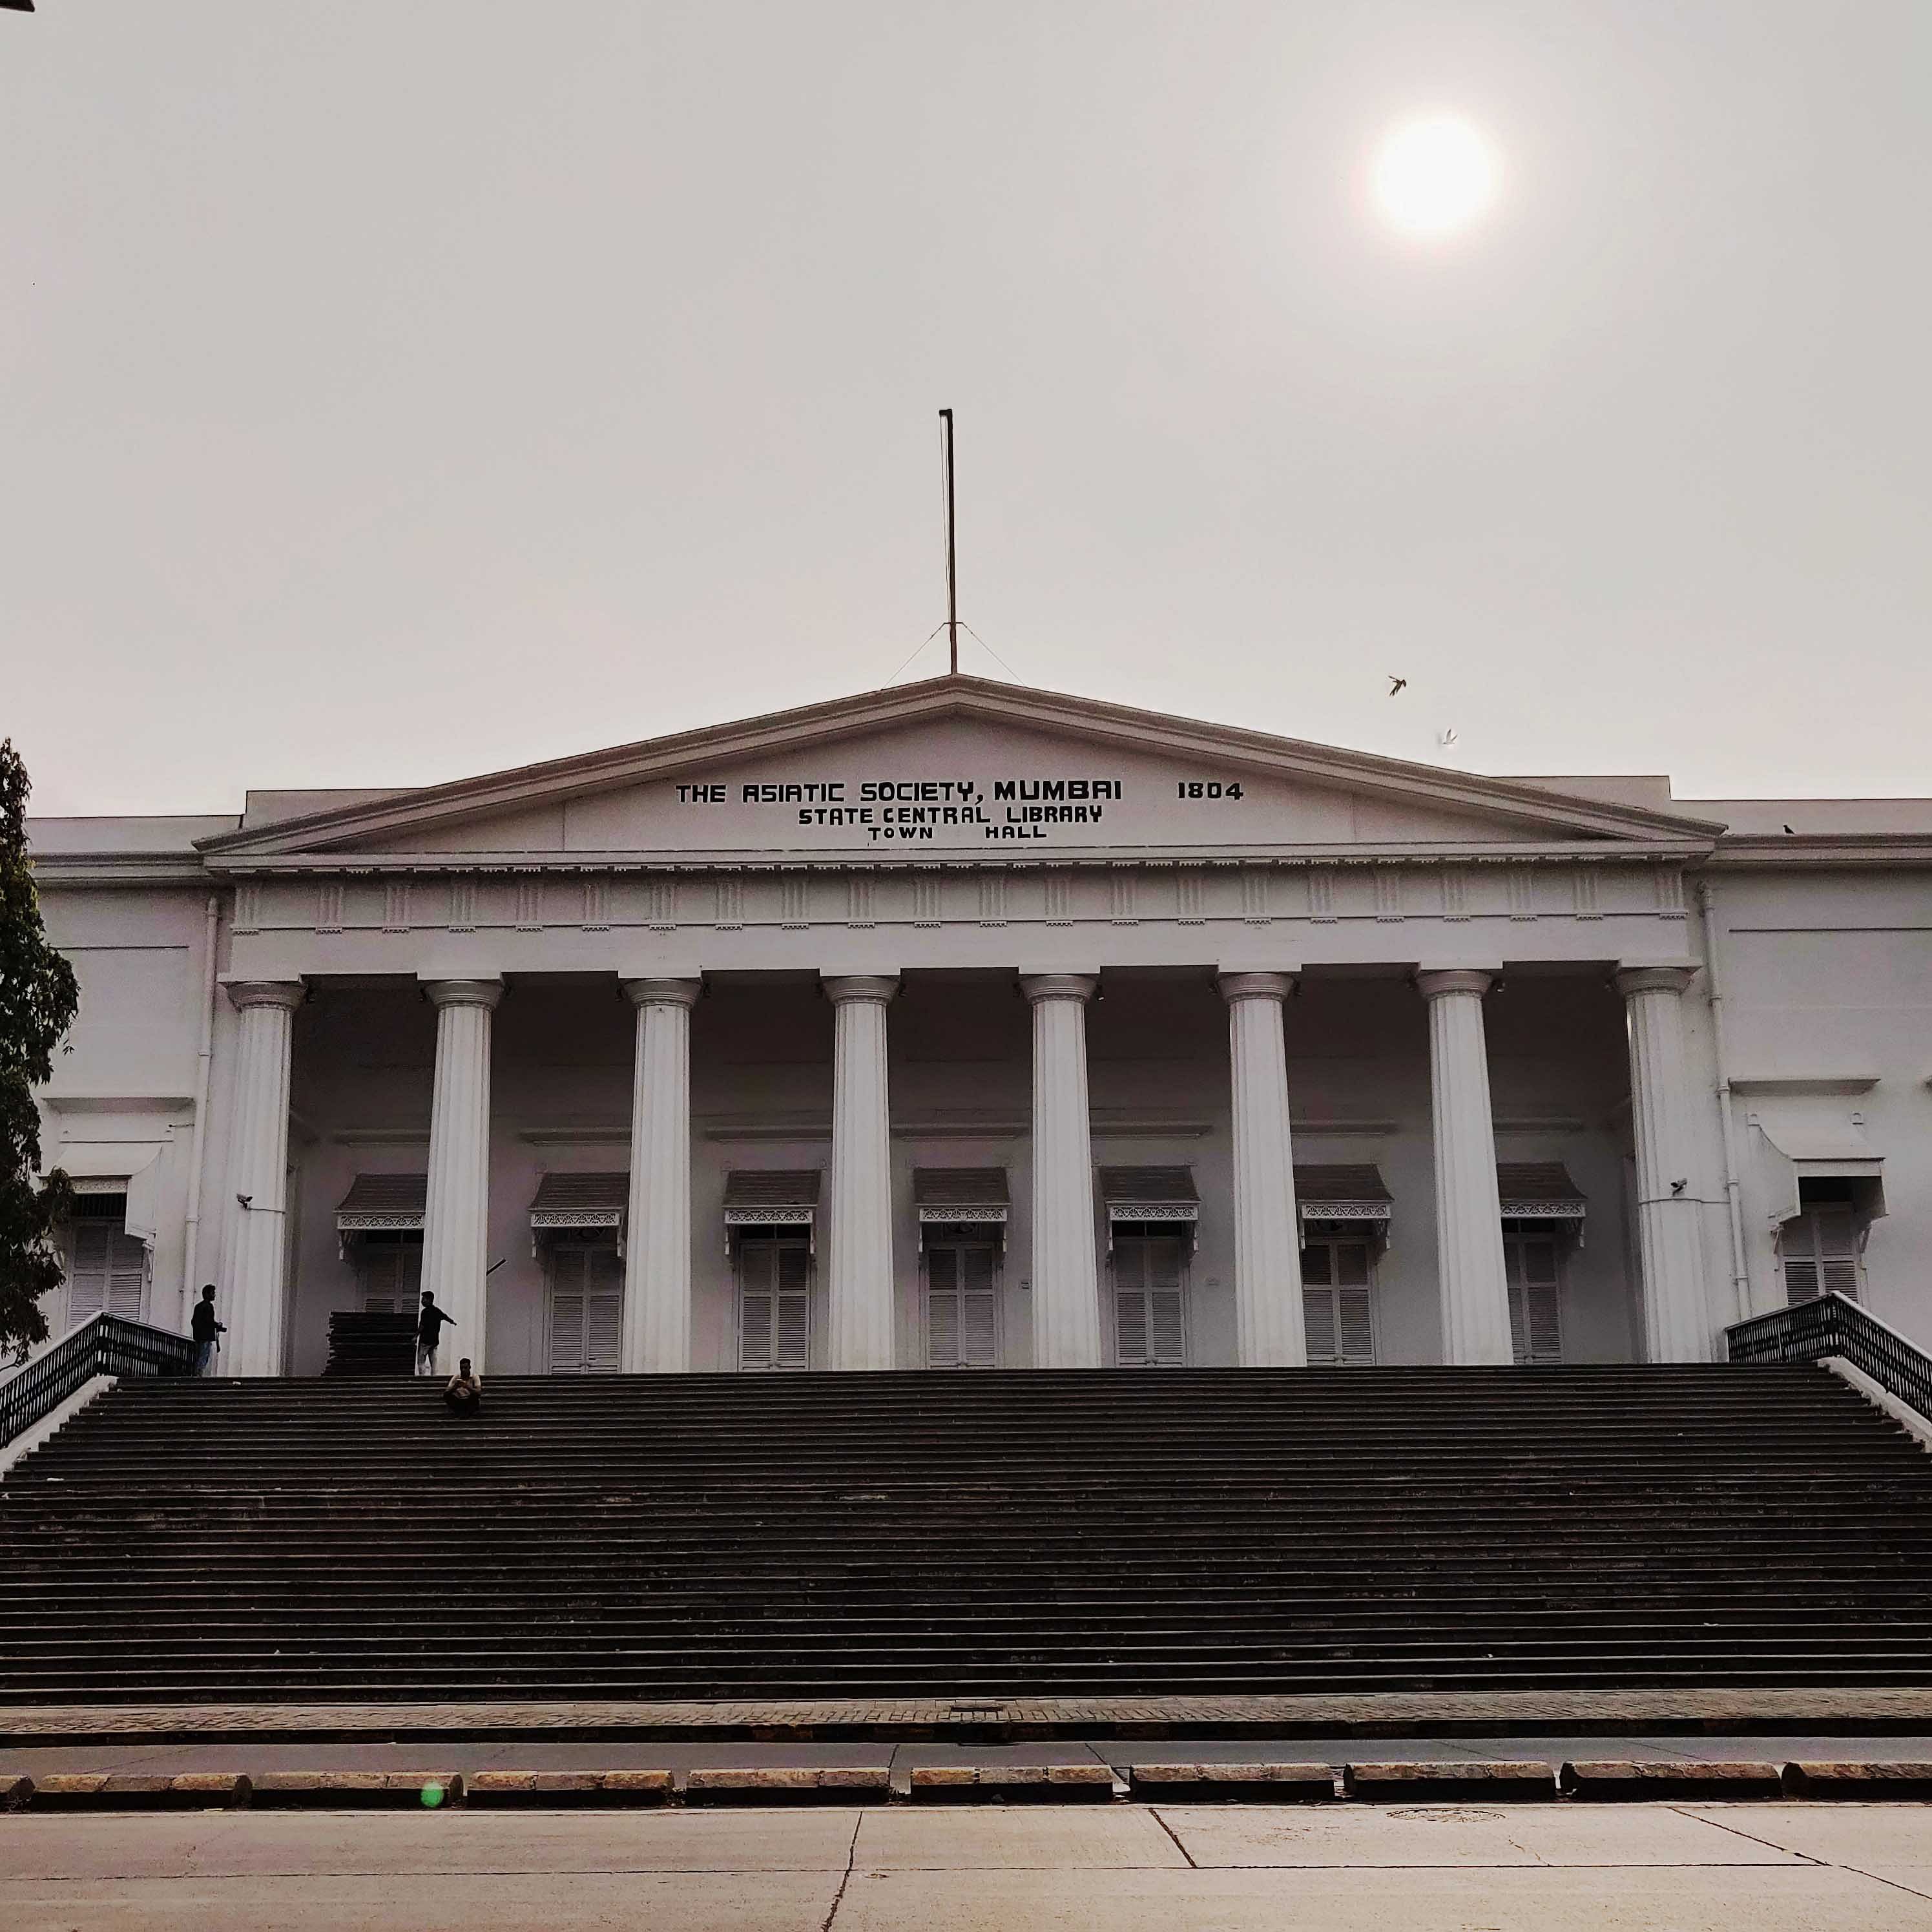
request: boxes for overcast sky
[5,3,1929,817]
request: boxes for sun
[1371,114,1499,238]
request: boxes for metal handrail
[1727,1293,1932,1424]
[0,1313,196,1452]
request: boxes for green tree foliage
[0,740,79,1362]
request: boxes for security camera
[236,1192,253,1209]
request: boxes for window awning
[1496,1163,1587,1221]
[1750,1111,1885,1229]
[1294,1163,1393,1228]
[722,1169,821,1229]
[47,1145,160,1192]
[1099,1167,1200,1224]
[529,1172,627,1234]
[336,1173,428,1234]
[914,1167,1010,1225]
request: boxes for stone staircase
[2,1365,1930,1704]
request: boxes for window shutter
[585,1244,623,1370]
[739,1285,774,1369]
[1148,1237,1186,1366]
[585,1292,621,1371]
[1115,1280,1151,1365]
[1524,1280,1562,1362]
[360,1240,422,1314]
[1504,1234,1563,1364]
[105,1231,147,1321]
[1299,1243,1333,1287]
[550,1291,586,1373]
[67,1223,111,1324]
[1816,1207,1860,1300]
[1507,1279,1529,1364]
[926,1247,959,1367]
[1302,1286,1338,1362]
[961,1246,999,1368]
[548,1245,588,1373]
[1781,1214,1819,1305]
[1336,1285,1375,1364]
[774,1242,811,1368]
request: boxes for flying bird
[1437,729,1458,747]
[1387,676,1407,696]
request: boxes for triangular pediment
[198,677,1722,864]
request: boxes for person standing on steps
[191,1285,224,1376]
[415,1290,455,1377]
[444,1358,483,1417]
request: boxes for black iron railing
[1727,1292,1932,1424]
[0,1313,196,1453]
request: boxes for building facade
[26,677,1929,1376]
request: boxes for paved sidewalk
[8,1685,1932,1743]
[5,1802,1932,1928]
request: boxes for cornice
[32,855,211,888]
[194,674,1729,858]
[1704,835,1932,869]
[201,841,1716,877]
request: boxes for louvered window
[738,1235,812,1371]
[1503,1231,1563,1364]
[1300,1236,1376,1364]
[547,1239,623,1373]
[1781,1205,1862,1306]
[357,1234,423,1314]
[926,1238,999,1368]
[65,1198,146,1326]
[1112,1233,1187,1367]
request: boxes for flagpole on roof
[940,408,959,676]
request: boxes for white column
[420,977,503,1373]
[824,973,898,1370]
[1417,968,1512,1366]
[1615,963,1710,1362]
[1218,971,1307,1367]
[220,979,304,1378]
[620,977,700,1373]
[1022,973,1102,1368]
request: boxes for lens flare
[1373,115,1499,238]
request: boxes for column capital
[1415,966,1499,1001]
[1614,962,1700,999]
[1019,971,1098,1004]
[420,975,504,1012]
[221,977,306,1013]
[822,972,899,1006]
[1217,970,1296,1004]
[622,975,702,1010]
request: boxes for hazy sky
[5,3,1929,817]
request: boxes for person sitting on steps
[415,1290,454,1377]
[444,1358,483,1417]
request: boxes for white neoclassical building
[26,677,1929,1377]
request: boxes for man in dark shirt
[415,1291,455,1377]
[191,1285,224,1376]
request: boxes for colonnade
[216,962,1712,1376]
